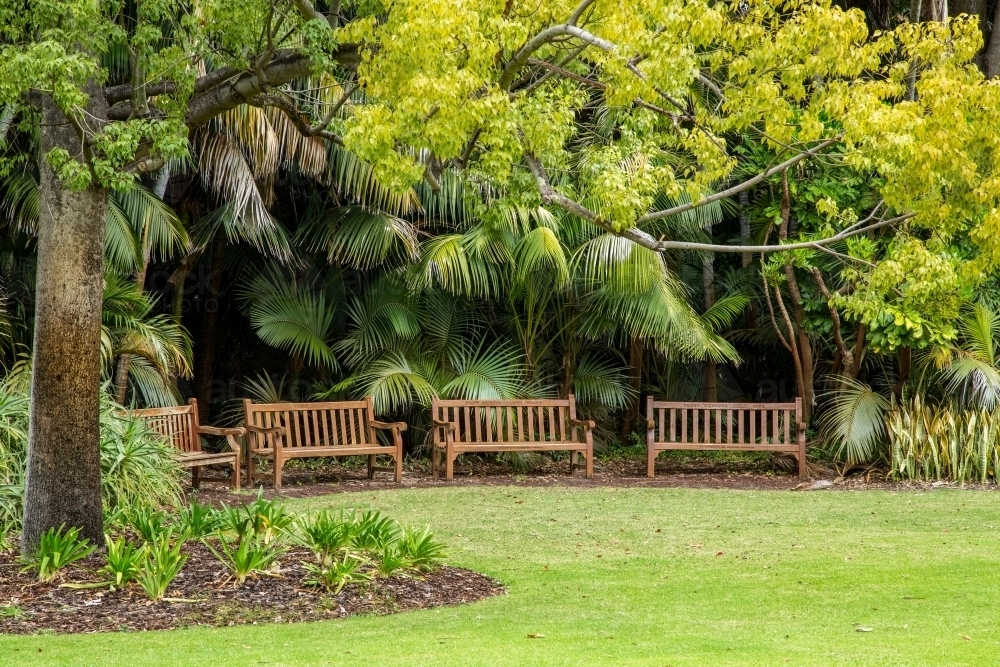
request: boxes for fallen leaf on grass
[963,635,971,641]
[688,544,702,549]
[715,552,724,557]
[856,627,872,633]
[527,633,545,639]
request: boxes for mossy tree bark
[21,89,109,552]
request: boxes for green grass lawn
[4,486,1000,666]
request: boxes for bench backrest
[130,398,202,454]
[431,397,579,445]
[243,398,377,450]
[647,398,802,447]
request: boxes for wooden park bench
[131,398,244,489]
[430,396,594,480]
[242,398,406,489]
[646,397,807,479]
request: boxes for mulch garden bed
[0,542,504,635]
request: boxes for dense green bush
[888,398,1000,484]
[0,378,182,540]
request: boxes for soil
[0,542,504,635]
[190,452,1000,504]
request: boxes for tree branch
[810,266,854,372]
[185,47,358,129]
[498,0,614,90]
[525,150,912,254]
[637,138,841,224]
[292,0,326,22]
[247,93,344,144]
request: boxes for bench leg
[394,450,402,483]
[273,457,283,490]
[585,444,594,479]
[431,446,439,478]
[445,447,455,481]
[231,454,241,490]
[647,446,656,478]
[569,451,576,476]
[367,454,377,480]
[191,466,201,490]
[798,452,808,480]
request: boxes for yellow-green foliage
[888,397,1000,483]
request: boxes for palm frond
[442,342,531,400]
[296,205,418,269]
[336,278,420,367]
[572,352,633,410]
[573,234,666,294]
[240,270,339,369]
[818,377,891,464]
[354,352,437,413]
[513,226,569,287]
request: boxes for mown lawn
[3,485,1000,666]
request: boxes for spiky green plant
[20,525,96,582]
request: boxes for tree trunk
[619,337,644,442]
[22,89,109,553]
[739,190,751,268]
[891,346,912,401]
[195,234,226,424]
[702,252,717,402]
[986,0,1000,77]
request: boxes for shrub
[0,379,182,531]
[103,535,145,588]
[399,526,447,572]
[218,490,292,544]
[135,532,187,601]
[20,525,96,582]
[296,510,356,565]
[302,553,371,593]
[177,501,220,539]
[128,507,172,544]
[205,533,284,584]
[374,544,413,578]
[351,510,401,552]
[888,398,1000,483]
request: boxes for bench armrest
[569,418,595,429]
[432,419,457,431]
[246,424,286,435]
[371,419,407,432]
[197,425,246,437]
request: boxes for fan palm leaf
[296,205,419,269]
[572,351,633,409]
[818,376,891,464]
[240,270,339,369]
[442,342,532,400]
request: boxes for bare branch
[525,150,912,254]
[247,94,344,144]
[762,273,793,353]
[185,47,358,129]
[637,138,841,224]
[568,0,599,25]
[292,0,325,22]
[498,1,615,91]
[810,266,854,371]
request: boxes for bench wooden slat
[131,398,240,489]
[647,399,806,479]
[431,396,593,480]
[243,397,404,488]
